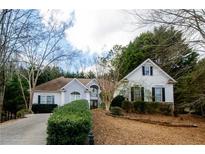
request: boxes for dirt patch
[92,109,205,145]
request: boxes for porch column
[85,91,91,109]
[61,91,65,106]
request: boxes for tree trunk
[0,70,5,115]
[0,87,5,114]
[28,89,34,111]
[17,74,28,109]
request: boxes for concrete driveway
[0,114,50,145]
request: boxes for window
[47,96,54,104]
[142,66,153,76]
[71,91,80,101]
[134,87,141,101]
[131,87,144,101]
[90,85,98,97]
[38,95,55,104]
[155,87,162,102]
[145,66,150,75]
[152,87,165,102]
[40,96,46,104]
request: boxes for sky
[39,9,149,73]
[39,9,205,73]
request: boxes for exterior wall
[62,80,88,105]
[114,61,175,103]
[33,79,102,108]
[87,79,101,102]
[33,91,61,105]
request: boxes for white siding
[62,79,88,105]
[114,61,175,103]
[33,79,101,107]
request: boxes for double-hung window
[142,65,153,76]
[152,87,165,102]
[131,87,144,101]
[155,87,162,102]
[38,95,55,104]
[47,96,54,104]
[40,96,46,104]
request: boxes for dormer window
[142,65,153,76]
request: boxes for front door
[90,100,98,109]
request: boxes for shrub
[110,106,123,116]
[146,102,160,113]
[32,104,58,113]
[16,109,25,118]
[47,99,92,145]
[134,101,173,115]
[133,101,147,113]
[159,103,173,115]
[122,100,133,113]
[110,95,125,107]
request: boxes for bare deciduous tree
[96,45,125,110]
[0,9,33,114]
[15,14,77,111]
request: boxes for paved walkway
[0,114,50,145]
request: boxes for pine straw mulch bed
[106,112,198,127]
[92,109,205,144]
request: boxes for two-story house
[114,58,176,105]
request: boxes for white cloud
[39,9,148,55]
[65,10,141,54]
[39,9,74,28]
[79,64,97,73]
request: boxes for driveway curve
[0,114,50,145]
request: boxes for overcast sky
[39,9,150,72]
[39,9,205,73]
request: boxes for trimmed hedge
[32,104,58,113]
[110,95,125,107]
[47,99,92,145]
[134,101,173,115]
[122,100,133,113]
[110,106,123,116]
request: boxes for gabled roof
[122,58,177,83]
[34,77,93,92]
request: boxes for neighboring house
[32,77,101,109]
[114,58,176,105]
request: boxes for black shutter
[52,96,55,104]
[152,88,155,102]
[131,87,134,101]
[142,66,145,76]
[150,66,153,76]
[162,88,165,102]
[141,87,144,101]
[38,95,40,104]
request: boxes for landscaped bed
[92,109,205,144]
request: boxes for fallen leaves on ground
[92,109,205,145]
